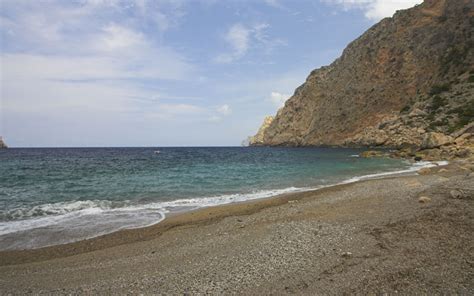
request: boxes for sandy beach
[0,160,473,294]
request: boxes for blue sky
[0,0,421,147]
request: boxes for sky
[0,0,422,147]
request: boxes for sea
[0,147,440,250]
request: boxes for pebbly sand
[0,161,473,294]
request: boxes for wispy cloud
[1,0,250,143]
[217,104,232,116]
[207,104,232,122]
[1,56,204,120]
[268,92,290,108]
[0,0,204,144]
[322,0,422,20]
[2,0,411,146]
[263,0,284,9]
[214,23,251,63]
[0,1,195,81]
[214,22,285,63]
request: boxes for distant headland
[0,137,8,149]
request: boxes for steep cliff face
[253,0,474,148]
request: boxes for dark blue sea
[0,147,435,250]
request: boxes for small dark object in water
[414,156,422,161]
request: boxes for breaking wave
[0,160,447,250]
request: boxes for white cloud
[252,23,270,43]
[0,0,208,146]
[83,0,185,32]
[217,104,232,116]
[269,92,290,108]
[214,22,284,63]
[207,115,222,123]
[0,1,193,80]
[100,24,145,51]
[1,44,193,81]
[0,1,197,117]
[226,25,250,56]
[1,55,204,121]
[215,24,251,63]
[263,0,283,9]
[323,0,422,20]
[206,104,232,123]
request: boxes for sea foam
[0,160,446,250]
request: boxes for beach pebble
[418,168,431,175]
[450,190,464,199]
[341,252,352,258]
[418,196,431,203]
[438,168,448,173]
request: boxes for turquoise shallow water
[0,147,423,249]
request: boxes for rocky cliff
[249,116,274,146]
[251,0,474,153]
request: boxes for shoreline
[1,159,472,294]
[0,159,445,252]
[0,176,374,266]
[0,160,450,265]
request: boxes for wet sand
[0,161,473,294]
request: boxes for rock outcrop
[250,0,474,155]
[421,132,453,149]
[0,137,7,149]
[249,116,274,146]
